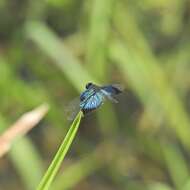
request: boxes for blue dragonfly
[66,82,123,120]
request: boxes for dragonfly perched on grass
[66,82,124,120]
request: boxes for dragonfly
[65,82,123,120]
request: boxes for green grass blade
[162,142,189,189]
[86,0,114,80]
[51,147,103,190]
[110,39,190,148]
[182,179,190,190]
[10,137,44,190]
[148,182,173,190]
[25,21,96,92]
[37,111,83,190]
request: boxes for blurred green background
[0,0,190,190]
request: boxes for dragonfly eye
[85,82,93,89]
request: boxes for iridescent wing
[101,84,124,95]
[81,92,104,114]
[80,90,91,101]
[64,97,80,121]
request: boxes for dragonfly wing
[64,97,80,120]
[100,84,124,103]
[111,84,125,92]
[102,84,124,95]
[105,94,119,103]
[100,89,119,103]
[80,90,89,101]
[81,92,104,114]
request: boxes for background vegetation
[0,0,190,189]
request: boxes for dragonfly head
[85,82,93,89]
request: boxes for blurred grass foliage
[0,0,190,190]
